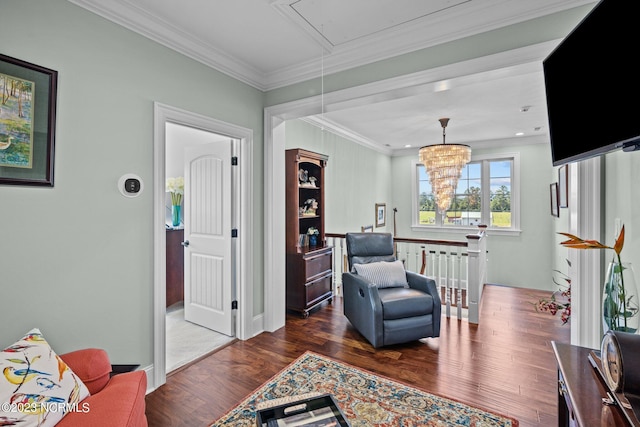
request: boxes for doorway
[164,122,236,373]
[152,102,254,390]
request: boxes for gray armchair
[342,232,441,348]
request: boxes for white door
[183,141,233,336]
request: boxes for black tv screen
[543,0,640,166]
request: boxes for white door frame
[153,102,253,390]
[263,41,563,332]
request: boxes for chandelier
[419,118,471,213]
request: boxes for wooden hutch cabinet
[285,148,333,317]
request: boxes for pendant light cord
[321,24,325,120]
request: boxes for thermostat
[118,174,144,198]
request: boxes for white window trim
[411,152,521,236]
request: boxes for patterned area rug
[212,351,518,426]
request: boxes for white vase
[602,261,639,333]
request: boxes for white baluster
[404,244,410,271]
[456,248,463,320]
[445,248,451,318]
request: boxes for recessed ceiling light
[405,144,412,148]
[515,132,524,136]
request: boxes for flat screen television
[543,0,640,166]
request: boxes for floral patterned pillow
[0,328,90,427]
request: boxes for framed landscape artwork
[0,54,58,186]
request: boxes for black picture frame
[550,182,559,217]
[558,164,568,208]
[0,54,57,186]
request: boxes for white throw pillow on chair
[353,260,409,288]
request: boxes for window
[413,153,520,234]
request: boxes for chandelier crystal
[419,118,471,213]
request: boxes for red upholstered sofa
[57,348,148,427]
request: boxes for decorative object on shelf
[0,54,58,186]
[533,259,571,324]
[298,168,308,184]
[375,203,386,227]
[171,205,181,228]
[300,174,317,188]
[166,176,184,227]
[559,224,639,333]
[302,198,318,216]
[418,118,471,213]
[307,227,319,246]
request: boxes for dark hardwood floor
[145,284,571,426]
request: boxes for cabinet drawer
[305,251,332,280]
[306,274,332,306]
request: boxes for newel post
[466,225,488,324]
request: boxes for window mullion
[481,160,490,225]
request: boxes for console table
[552,341,628,426]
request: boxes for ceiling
[68,0,596,154]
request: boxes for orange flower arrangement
[534,225,629,328]
[558,225,636,332]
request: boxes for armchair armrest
[342,272,384,347]
[406,271,441,334]
[60,348,112,395]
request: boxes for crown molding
[300,116,393,156]
[67,0,266,89]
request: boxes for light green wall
[0,0,264,365]
[604,151,640,278]
[285,120,392,233]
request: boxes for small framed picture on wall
[375,203,386,227]
[550,183,559,217]
[558,164,568,208]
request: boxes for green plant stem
[617,252,627,330]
